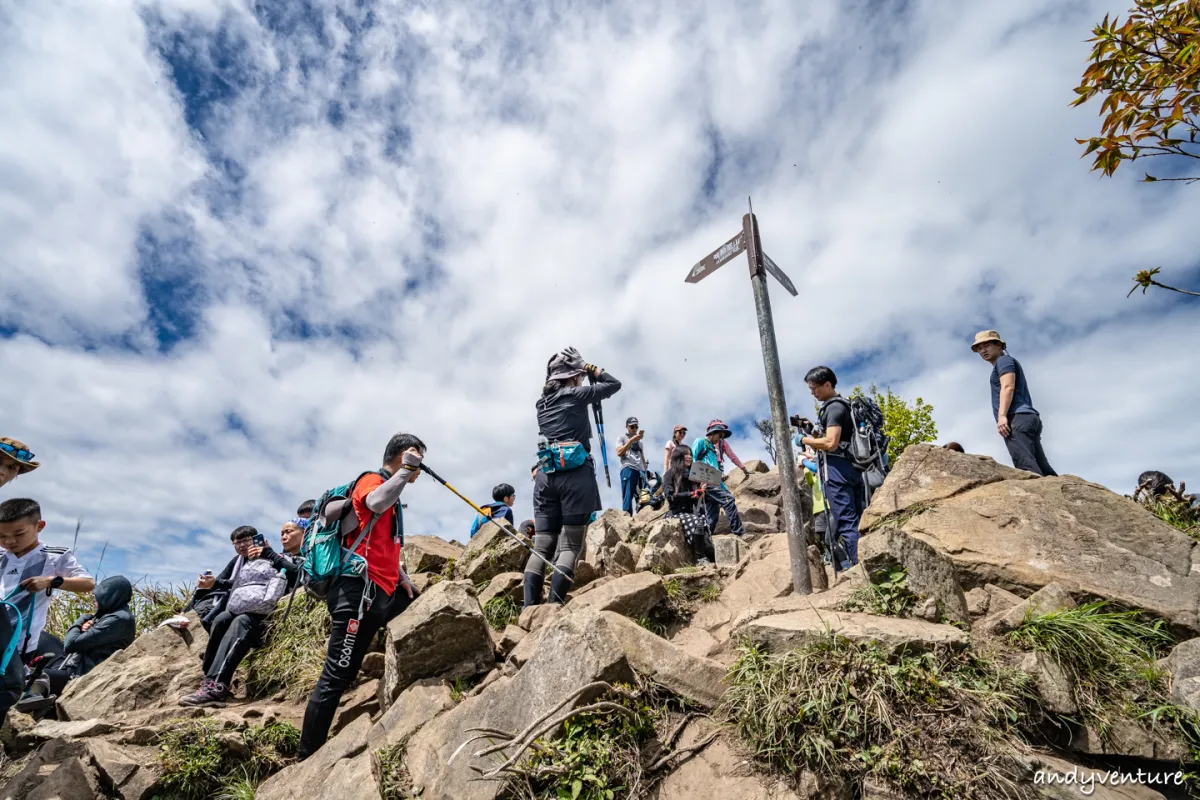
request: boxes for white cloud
[1,0,1197,583]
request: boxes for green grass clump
[1138,493,1200,541]
[483,595,520,631]
[156,718,300,800]
[244,594,331,700]
[1005,601,1200,749]
[723,636,1033,799]
[500,683,689,800]
[842,565,917,618]
[377,739,414,799]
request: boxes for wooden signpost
[684,202,811,595]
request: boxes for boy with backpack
[0,499,95,724]
[469,483,516,538]
[298,433,423,759]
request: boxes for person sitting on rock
[691,421,746,537]
[662,445,714,565]
[16,575,137,716]
[469,483,516,538]
[0,437,38,491]
[298,433,423,759]
[180,523,303,707]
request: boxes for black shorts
[534,458,602,530]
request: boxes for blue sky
[2,0,1199,584]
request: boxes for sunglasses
[0,443,34,462]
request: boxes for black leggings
[523,525,586,606]
[298,578,415,758]
[202,610,267,686]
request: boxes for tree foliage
[1073,0,1200,297]
[850,385,938,465]
[754,418,778,464]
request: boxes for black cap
[626,417,638,426]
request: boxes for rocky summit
[6,445,1200,799]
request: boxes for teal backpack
[299,472,384,600]
[0,588,34,676]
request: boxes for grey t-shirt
[617,433,647,472]
[990,354,1037,420]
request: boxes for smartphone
[251,533,266,549]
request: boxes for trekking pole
[418,464,570,581]
[587,374,612,488]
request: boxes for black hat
[626,417,639,426]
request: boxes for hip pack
[537,441,588,473]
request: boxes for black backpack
[825,396,889,490]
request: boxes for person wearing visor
[0,438,39,491]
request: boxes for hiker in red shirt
[298,433,424,759]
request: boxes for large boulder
[57,613,208,721]
[257,714,376,800]
[378,580,494,708]
[880,473,1200,634]
[478,572,524,608]
[859,528,970,625]
[1,738,161,800]
[689,557,794,643]
[635,518,693,575]
[1159,638,1200,711]
[733,609,969,653]
[981,583,1076,635]
[732,473,783,505]
[403,609,727,800]
[861,444,1035,531]
[653,721,812,800]
[403,534,465,574]
[459,520,528,583]
[586,509,641,578]
[569,572,667,618]
[372,678,456,746]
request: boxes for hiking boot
[179,679,228,707]
[14,694,56,716]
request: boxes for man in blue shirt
[972,330,1056,477]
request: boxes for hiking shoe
[695,557,713,567]
[179,679,228,707]
[14,694,56,716]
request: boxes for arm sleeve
[268,549,302,585]
[364,470,414,514]
[63,614,130,653]
[62,614,92,649]
[721,441,746,470]
[56,552,93,581]
[996,355,1017,376]
[563,371,622,404]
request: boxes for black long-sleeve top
[536,371,621,450]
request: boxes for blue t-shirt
[990,354,1037,421]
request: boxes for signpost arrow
[684,231,745,284]
[683,201,811,596]
[762,251,798,297]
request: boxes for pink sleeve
[721,440,746,470]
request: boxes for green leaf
[572,779,583,799]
